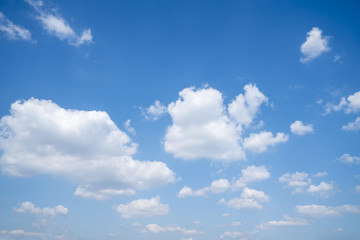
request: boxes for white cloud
[142,100,167,121]
[25,0,92,46]
[0,98,176,200]
[233,165,270,189]
[307,181,334,198]
[178,179,230,197]
[290,120,314,136]
[165,86,245,161]
[243,131,288,154]
[342,117,360,131]
[124,119,135,134]
[114,196,169,218]
[279,172,311,194]
[0,229,45,238]
[355,185,360,193]
[296,204,360,217]
[220,230,258,239]
[228,83,268,128]
[0,12,33,41]
[325,91,360,114]
[257,215,308,229]
[14,201,68,217]
[338,153,360,164]
[219,187,269,210]
[145,224,204,235]
[163,84,287,161]
[313,172,327,177]
[300,27,330,63]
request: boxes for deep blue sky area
[0,1,360,240]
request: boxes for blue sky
[0,0,360,239]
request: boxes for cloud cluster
[300,27,330,63]
[290,120,314,136]
[164,84,287,161]
[14,201,68,217]
[145,224,204,235]
[178,165,270,198]
[0,98,176,200]
[296,204,360,217]
[257,215,308,229]
[25,0,92,46]
[219,187,270,210]
[114,196,169,218]
[279,172,334,197]
[0,12,33,41]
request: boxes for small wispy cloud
[0,12,33,41]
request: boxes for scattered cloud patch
[0,229,44,239]
[296,204,360,217]
[313,172,327,177]
[243,131,288,154]
[290,120,314,136]
[257,215,308,229]
[307,181,334,198]
[220,230,258,239]
[219,187,269,210]
[233,165,270,190]
[355,185,360,193]
[325,91,360,114]
[300,27,330,63]
[142,100,167,121]
[14,201,68,217]
[124,119,135,134]
[178,179,230,197]
[279,172,311,194]
[0,12,33,41]
[0,98,176,200]
[338,153,360,164]
[342,117,360,131]
[114,196,169,218]
[25,0,92,46]
[145,224,204,235]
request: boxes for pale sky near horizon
[0,0,360,240]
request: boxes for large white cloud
[296,204,360,217]
[0,98,176,199]
[25,0,92,46]
[14,201,68,217]
[290,120,314,136]
[114,196,169,218]
[300,27,330,63]
[164,84,286,161]
[165,87,245,161]
[0,12,33,41]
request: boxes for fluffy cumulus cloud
[0,98,176,200]
[342,117,360,131]
[145,224,204,235]
[0,12,33,41]
[219,187,269,210]
[279,172,334,197]
[178,165,270,197]
[25,0,92,46]
[257,215,308,229]
[164,84,287,162]
[243,131,288,153]
[325,91,360,114]
[14,201,68,217]
[178,179,230,197]
[114,196,169,218]
[338,153,360,164]
[300,27,330,63]
[296,204,360,217]
[142,100,167,121]
[290,120,314,135]
[307,181,334,198]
